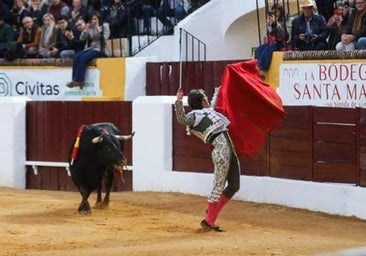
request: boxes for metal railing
[179,28,206,62]
[107,0,210,57]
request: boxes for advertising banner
[0,69,101,101]
[278,63,366,108]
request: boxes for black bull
[68,122,134,214]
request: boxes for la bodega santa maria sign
[278,63,366,108]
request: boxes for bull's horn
[92,136,103,144]
[115,131,135,141]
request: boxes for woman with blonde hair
[37,13,58,58]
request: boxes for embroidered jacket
[174,88,230,143]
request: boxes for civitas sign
[278,63,366,108]
[0,69,102,101]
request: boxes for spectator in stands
[156,0,190,33]
[69,0,88,28]
[336,0,366,50]
[291,0,329,51]
[0,16,14,58]
[52,15,83,57]
[10,0,30,37]
[137,0,160,35]
[315,0,336,22]
[0,0,12,24]
[66,12,110,89]
[104,0,129,38]
[255,4,288,72]
[48,0,70,21]
[265,4,288,45]
[37,13,58,58]
[88,0,112,20]
[58,16,86,58]
[17,16,42,57]
[28,0,49,26]
[327,3,350,49]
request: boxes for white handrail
[25,161,71,176]
[25,161,133,176]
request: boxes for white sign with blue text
[0,69,101,101]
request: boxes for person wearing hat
[291,0,329,51]
[0,15,14,58]
[336,0,366,50]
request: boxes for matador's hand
[176,88,184,101]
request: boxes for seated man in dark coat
[291,0,329,51]
[52,15,84,58]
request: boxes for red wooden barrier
[26,102,366,191]
[173,106,363,186]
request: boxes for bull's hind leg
[96,180,103,204]
[78,187,93,214]
[95,180,104,209]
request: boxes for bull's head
[91,132,135,172]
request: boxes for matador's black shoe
[200,219,223,232]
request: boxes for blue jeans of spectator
[72,49,103,82]
[141,4,154,33]
[156,3,187,27]
[255,42,283,71]
[357,37,366,50]
[60,49,76,58]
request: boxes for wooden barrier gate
[173,106,365,186]
[26,101,366,191]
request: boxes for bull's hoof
[78,203,91,214]
[95,202,109,209]
[78,209,91,215]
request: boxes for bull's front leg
[102,172,114,208]
[78,186,92,214]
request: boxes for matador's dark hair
[188,89,206,109]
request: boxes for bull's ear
[92,136,103,144]
[115,131,135,141]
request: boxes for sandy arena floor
[1,187,366,256]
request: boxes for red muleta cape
[215,59,286,158]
